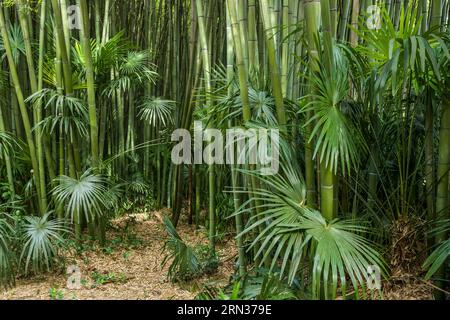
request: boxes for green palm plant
[103,50,158,95]
[137,96,174,209]
[0,213,14,288]
[301,40,361,222]
[102,48,158,178]
[355,4,442,95]
[52,170,112,224]
[302,210,385,300]
[138,97,176,127]
[120,51,157,82]
[423,219,450,280]
[0,23,25,64]
[162,215,200,282]
[20,213,68,274]
[302,46,359,175]
[349,3,447,224]
[27,89,89,141]
[0,130,20,158]
[73,31,129,81]
[236,144,385,299]
[248,88,278,126]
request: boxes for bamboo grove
[0,0,449,300]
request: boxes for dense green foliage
[0,0,448,300]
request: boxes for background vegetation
[0,0,448,300]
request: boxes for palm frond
[355,3,442,95]
[0,23,25,64]
[423,220,450,280]
[27,89,89,139]
[52,170,111,223]
[0,130,21,158]
[162,215,200,281]
[302,46,358,174]
[249,88,278,126]
[300,210,385,300]
[20,213,68,274]
[103,50,158,96]
[0,213,14,289]
[138,97,176,127]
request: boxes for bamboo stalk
[0,5,43,215]
[260,0,287,129]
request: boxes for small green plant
[107,228,144,252]
[48,287,64,300]
[217,282,242,300]
[102,246,114,255]
[163,218,219,282]
[196,269,301,301]
[162,216,201,282]
[123,251,131,261]
[241,271,299,300]
[195,245,219,275]
[91,271,127,287]
[80,278,88,287]
[20,213,69,275]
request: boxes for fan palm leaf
[103,50,158,96]
[162,215,200,281]
[0,23,25,64]
[27,88,89,140]
[302,46,359,174]
[0,213,14,288]
[52,170,111,223]
[423,220,450,280]
[20,213,68,274]
[0,130,20,158]
[138,97,175,127]
[236,144,385,299]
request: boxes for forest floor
[0,210,436,300]
[0,211,236,300]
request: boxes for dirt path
[0,212,236,300]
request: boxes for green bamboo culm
[18,0,48,213]
[304,0,321,208]
[0,4,44,215]
[196,0,216,252]
[319,0,336,221]
[227,0,253,278]
[260,0,287,130]
[77,0,99,169]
